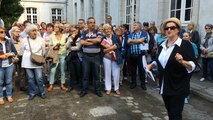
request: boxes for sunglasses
[89,22,95,24]
[205,27,212,30]
[164,26,177,31]
[0,31,5,34]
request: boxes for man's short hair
[134,21,142,28]
[78,19,85,23]
[87,17,95,24]
[106,15,112,19]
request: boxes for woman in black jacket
[65,25,82,92]
[148,18,196,120]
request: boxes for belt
[84,53,99,57]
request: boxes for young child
[182,32,198,104]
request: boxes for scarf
[204,32,212,48]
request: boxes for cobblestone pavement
[0,80,212,120]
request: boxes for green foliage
[0,0,24,29]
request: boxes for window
[80,0,84,18]
[126,0,137,31]
[74,3,77,24]
[90,0,94,17]
[52,8,63,23]
[105,1,109,21]
[170,0,193,23]
[26,8,37,23]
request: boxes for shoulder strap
[27,37,33,53]
[8,40,12,53]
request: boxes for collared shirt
[152,37,196,94]
[81,29,102,53]
[128,30,147,55]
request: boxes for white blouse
[21,37,45,68]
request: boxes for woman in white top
[21,24,46,100]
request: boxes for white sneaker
[184,98,189,104]
[200,77,205,81]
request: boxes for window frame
[125,0,137,31]
[169,0,193,24]
[90,0,94,17]
[104,0,109,22]
[51,8,63,23]
[26,7,37,24]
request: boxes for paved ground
[190,68,213,103]
[0,77,213,120]
[0,83,167,120]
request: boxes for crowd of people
[0,15,213,120]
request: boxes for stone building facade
[19,0,213,37]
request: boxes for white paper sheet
[139,43,149,50]
[142,55,155,82]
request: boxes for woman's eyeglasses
[205,27,212,30]
[164,26,177,31]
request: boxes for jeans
[0,64,14,98]
[130,55,146,86]
[202,57,213,80]
[50,55,66,85]
[25,68,45,97]
[81,54,101,92]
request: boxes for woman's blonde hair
[55,23,64,33]
[103,24,112,30]
[187,22,196,30]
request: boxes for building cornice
[21,0,67,4]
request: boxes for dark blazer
[0,39,17,67]
[156,39,196,96]
[190,30,200,45]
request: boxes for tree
[0,0,24,29]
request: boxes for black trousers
[69,58,82,87]
[162,95,185,120]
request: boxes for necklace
[166,39,176,48]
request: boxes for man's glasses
[164,26,177,31]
